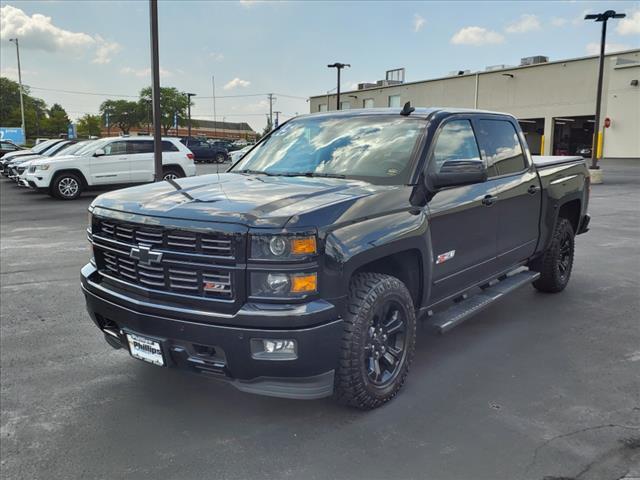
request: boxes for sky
[1,0,639,132]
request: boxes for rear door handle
[527,185,540,195]
[482,194,497,206]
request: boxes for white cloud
[505,14,541,33]
[224,77,251,90]
[616,10,640,35]
[120,66,172,77]
[0,5,120,63]
[451,26,504,46]
[92,35,121,64]
[551,17,567,27]
[413,14,426,33]
[208,51,225,61]
[586,42,631,55]
[0,66,37,81]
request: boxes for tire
[532,217,575,293]
[51,172,82,200]
[334,273,417,410]
[215,153,226,164]
[162,167,183,181]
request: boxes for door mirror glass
[428,159,487,188]
[93,148,106,157]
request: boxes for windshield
[44,142,72,157]
[31,139,60,154]
[232,115,425,184]
[53,140,93,156]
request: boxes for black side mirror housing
[427,159,487,189]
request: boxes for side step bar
[430,270,541,334]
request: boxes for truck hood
[91,172,403,229]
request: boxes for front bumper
[81,263,343,399]
[24,171,52,189]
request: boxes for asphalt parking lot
[1,160,638,480]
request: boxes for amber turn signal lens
[290,273,317,293]
[291,236,317,255]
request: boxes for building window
[388,95,401,108]
[363,98,374,109]
[340,101,351,110]
[318,104,328,112]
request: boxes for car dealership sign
[0,127,25,145]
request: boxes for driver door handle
[482,194,497,207]
[527,184,540,195]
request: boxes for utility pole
[212,75,217,139]
[273,111,281,129]
[9,38,26,141]
[186,93,196,138]
[149,0,163,181]
[267,93,275,129]
[584,10,626,170]
[327,63,350,110]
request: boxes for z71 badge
[436,250,456,264]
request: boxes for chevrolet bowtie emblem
[130,245,163,265]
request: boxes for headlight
[36,164,50,170]
[250,272,317,298]
[251,234,317,260]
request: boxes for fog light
[251,338,298,360]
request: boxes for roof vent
[449,70,471,76]
[520,55,549,66]
[357,82,377,90]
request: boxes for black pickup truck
[82,107,590,409]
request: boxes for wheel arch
[163,164,186,177]
[51,168,88,188]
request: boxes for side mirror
[93,148,105,157]
[428,159,487,189]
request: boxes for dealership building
[309,49,640,159]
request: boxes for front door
[89,140,130,185]
[474,118,541,271]
[426,118,499,303]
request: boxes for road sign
[0,127,26,145]
[67,123,77,139]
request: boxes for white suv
[24,137,196,200]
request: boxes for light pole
[9,38,26,141]
[186,92,196,138]
[149,0,163,181]
[327,63,350,110]
[211,75,217,139]
[584,10,626,170]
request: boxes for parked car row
[1,136,197,200]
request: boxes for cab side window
[431,120,481,173]
[476,120,526,176]
[103,141,128,156]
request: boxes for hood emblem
[130,245,163,265]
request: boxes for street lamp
[186,92,196,138]
[584,10,626,170]
[327,63,350,110]
[9,38,26,141]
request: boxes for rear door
[474,117,541,271]
[128,140,154,182]
[89,140,130,185]
[426,117,499,302]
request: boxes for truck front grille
[92,218,237,300]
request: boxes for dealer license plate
[126,333,165,366]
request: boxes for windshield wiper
[235,169,275,176]
[278,172,347,179]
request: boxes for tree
[99,99,142,134]
[0,77,48,138]
[77,114,102,138]
[139,86,192,135]
[261,115,273,137]
[45,103,70,137]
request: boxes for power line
[25,85,309,101]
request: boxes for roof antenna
[400,101,415,116]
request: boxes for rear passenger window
[162,141,179,152]
[476,120,526,176]
[127,140,154,154]
[431,120,481,173]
